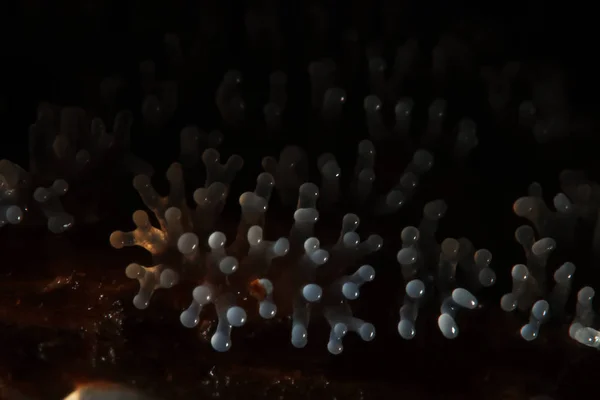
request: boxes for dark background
[4,0,599,133]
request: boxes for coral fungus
[110,142,390,353]
[1,104,151,232]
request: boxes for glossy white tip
[302,283,323,302]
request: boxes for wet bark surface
[0,218,597,400]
